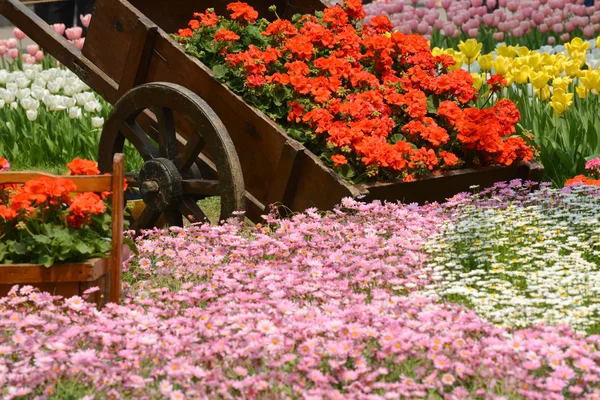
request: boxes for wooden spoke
[175,135,206,172]
[122,119,159,161]
[132,206,161,232]
[163,204,183,227]
[154,106,177,160]
[181,178,220,197]
[179,195,209,224]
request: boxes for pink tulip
[507,1,519,12]
[452,29,460,38]
[522,8,533,18]
[468,28,479,38]
[442,0,452,10]
[434,19,445,30]
[471,0,483,6]
[425,14,437,25]
[548,36,556,44]
[443,23,456,36]
[411,0,418,4]
[13,27,25,41]
[73,38,85,50]
[80,13,92,28]
[512,27,524,38]
[26,44,38,56]
[417,21,428,34]
[486,0,497,8]
[493,31,505,41]
[0,40,7,47]
[24,54,36,65]
[424,34,432,41]
[415,7,425,18]
[35,50,44,62]
[539,23,549,33]
[7,48,18,59]
[498,21,509,31]
[6,38,16,49]
[65,27,82,40]
[591,13,600,24]
[424,0,435,8]
[552,23,564,33]
[540,0,548,4]
[494,9,506,22]
[584,25,595,37]
[52,23,66,36]
[499,0,508,6]
[565,21,575,32]
[560,32,570,41]
[0,46,6,56]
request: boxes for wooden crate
[0,154,126,306]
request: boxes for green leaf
[123,237,139,256]
[74,241,93,255]
[390,134,405,144]
[212,64,229,80]
[287,128,305,142]
[38,255,54,268]
[339,164,356,179]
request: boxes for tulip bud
[13,27,26,41]
[6,38,17,49]
[26,44,39,56]
[65,27,83,41]
[69,106,82,119]
[7,48,18,60]
[52,23,66,36]
[35,50,44,62]
[26,109,38,121]
[92,116,104,128]
[80,13,92,28]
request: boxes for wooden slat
[0,172,112,192]
[265,140,304,210]
[109,154,125,304]
[0,257,107,284]
[118,16,158,96]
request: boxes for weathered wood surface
[359,160,545,205]
[0,154,127,306]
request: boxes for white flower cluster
[421,186,600,333]
[0,64,104,127]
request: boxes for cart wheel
[98,82,245,231]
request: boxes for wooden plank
[0,172,112,192]
[0,258,107,284]
[265,140,304,210]
[0,0,119,104]
[109,153,125,305]
[118,16,158,96]
[359,161,545,205]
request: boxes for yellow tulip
[542,65,560,78]
[580,70,600,92]
[448,53,465,71]
[526,52,542,70]
[504,71,515,86]
[382,32,392,38]
[564,60,583,77]
[536,86,551,101]
[496,44,518,58]
[431,47,445,57]
[530,70,551,90]
[570,50,587,65]
[597,36,600,51]
[552,76,572,92]
[471,73,484,90]
[576,85,588,99]
[458,39,482,64]
[565,38,590,57]
[516,46,530,57]
[548,88,574,116]
[478,54,494,71]
[494,56,510,75]
[513,65,531,84]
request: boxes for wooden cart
[0,0,543,229]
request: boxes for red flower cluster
[178,1,534,182]
[0,158,113,228]
[565,175,600,187]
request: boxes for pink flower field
[2,185,600,399]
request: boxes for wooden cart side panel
[361,161,545,205]
[82,0,139,91]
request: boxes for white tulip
[91,116,104,128]
[10,102,18,110]
[0,70,9,84]
[15,77,29,89]
[0,88,15,103]
[68,106,82,119]
[20,97,39,110]
[64,97,76,108]
[0,99,5,108]
[26,109,38,121]
[16,88,30,100]
[31,86,46,100]
[6,82,17,92]
[33,76,46,88]
[24,69,36,80]
[84,100,101,113]
[47,81,61,94]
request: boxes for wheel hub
[139,158,182,212]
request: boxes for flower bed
[1,184,600,398]
[176,1,535,184]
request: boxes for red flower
[331,154,348,166]
[487,74,507,92]
[177,28,193,41]
[67,192,107,228]
[369,15,393,33]
[188,19,201,30]
[263,19,298,38]
[214,28,240,42]
[226,2,258,23]
[344,0,366,20]
[193,10,218,27]
[67,158,100,176]
[439,151,459,167]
